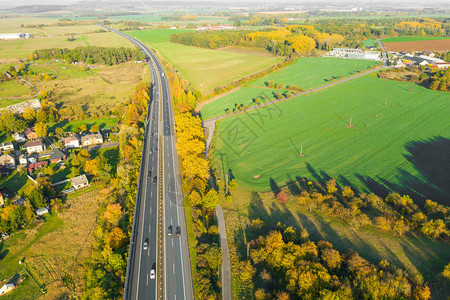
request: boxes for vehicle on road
[153,176,157,184]
[154,147,157,152]
[176,226,181,236]
[150,264,156,279]
[143,238,148,250]
[168,225,172,236]
[147,171,151,178]
[149,149,152,155]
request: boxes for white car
[150,268,156,280]
[143,239,148,250]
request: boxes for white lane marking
[170,201,172,207]
[172,239,174,247]
[173,264,175,274]
[150,191,152,197]
[146,274,149,285]
[149,224,151,232]
[171,217,173,224]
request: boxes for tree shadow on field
[357,136,450,206]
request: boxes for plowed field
[384,39,450,51]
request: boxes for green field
[212,73,450,204]
[0,80,33,99]
[381,36,450,43]
[200,57,381,120]
[250,57,381,90]
[200,87,286,120]
[128,29,283,94]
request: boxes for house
[71,174,89,190]
[0,142,14,152]
[0,283,15,295]
[49,148,66,163]
[81,133,103,147]
[28,160,48,173]
[25,140,43,154]
[62,136,80,149]
[24,128,37,140]
[18,153,27,165]
[36,207,49,216]
[0,192,4,206]
[0,154,16,169]
[13,132,26,143]
[13,197,26,206]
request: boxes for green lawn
[47,117,118,133]
[0,80,33,99]
[249,57,381,90]
[200,57,381,120]
[0,170,33,196]
[200,87,286,120]
[27,63,97,81]
[381,36,450,43]
[128,29,283,94]
[212,73,450,204]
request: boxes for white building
[36,207,49,216]
[71,174,89,190]
[13,132,26,143]
[0,283,15,295]
[25,140,44,154]
[0,142,14,152]
[81,133,103,147]
[62,136,80,149]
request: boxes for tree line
[170,25,347,56]
[83,81,150,298]
[31,46,145,65]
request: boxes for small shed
[0,283,15,295]
[36,207,49,216]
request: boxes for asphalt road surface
[99,25,193,300]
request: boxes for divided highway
[98,25,194,300]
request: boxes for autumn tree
[203,189,220,211]
[104,203,122,227]
[35,122,48,138]
[107,227,126,250]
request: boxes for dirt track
[384,39,450,52]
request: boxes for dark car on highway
[147,171,151,178]
[168,225,172,236]
[176,226,181,236]
[153,176,157,184]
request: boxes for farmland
[0,81,33,102]
[199,87,287,120]
[127,29,283,94]
[381,36,450,43]
[211,73,450,204]
[200,57,381,120]
[383,39,450,52]
[249,57,381,90]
